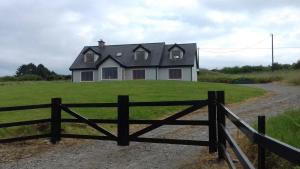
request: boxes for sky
[0,0,300,76]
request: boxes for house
[69,40,199,82]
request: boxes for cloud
[0,0,300,76]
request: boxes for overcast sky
[1,0,300,75]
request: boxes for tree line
[0,63,71,81]
[213,60,300,74]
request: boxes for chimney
[98,39,105,48]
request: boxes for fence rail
[216,95,300,168]
[0,91,299,169]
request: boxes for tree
[16,63,37,76]
[15,63,58,80]
[36,64,51,78]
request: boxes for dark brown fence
[0,91,299,169]
[214,91,300,169]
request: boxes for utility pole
[271,33,274,71]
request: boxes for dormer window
[168,44,185,60]
[170,48,183,60]
[133,44,150,61]
[84,50,99,63]
[85,52,94,63]
[135,50,148,61]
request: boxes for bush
[16,74,43,81]
[0,76,18,81]
[293,60,300,69]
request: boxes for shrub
[0,76,17,81]
[16,74,43,81]
[293,60,300,69]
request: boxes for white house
[69,40,199,82]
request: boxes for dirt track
[0,83,299,169]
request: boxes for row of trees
[0,63,70,81]
[15,63,71,80]
[214,60,300,74]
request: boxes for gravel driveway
[1,83,299,169]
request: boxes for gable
[98,57,122,68]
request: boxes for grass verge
[241,108,300,169]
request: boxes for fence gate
[48,92,220,152]
[1,91,300,169]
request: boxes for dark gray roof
[69,42,198,70]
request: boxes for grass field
[0,80,266,138]
[198,69,300,85]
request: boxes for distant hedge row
[213,60,300,74]
[0,74,71,82]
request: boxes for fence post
[208,91,217,153]
[51,98,61,144]
[258,116,266,169]
[217,91,225,159]
[117,95,129,146]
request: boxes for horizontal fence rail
[61,119,209,126]
[129,100,208,107]
[0,104,51,112]
[0,119,50,128]
[216,95,300,168]
[62,103,117,108]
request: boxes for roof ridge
[87,42,165,47]
[165,42,197,45]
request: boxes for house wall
[192,58,198,81]
[98,58,123,80]
[72,66,195,82]
[124,68,157,80]
[72,70,98,82]
[157,67,192,81]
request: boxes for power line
[199,47,300,53]
[200,47,300,49]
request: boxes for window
[81,71,93,81]
[172,50,181,59]
[169,69,182,79]
[134,50,149,61]
[133,69,145,80]
[85,52,94,63]
[169,48,183,60]
[102,67,118,79]
[135,51,145,60]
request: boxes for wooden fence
[0,91,299,168]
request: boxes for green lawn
[0,80,265,138]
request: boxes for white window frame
[84,51,95,63]
[80,71,94,82]
[134,48,149,60]
[132,69,146,80]
[101,67,119,80]
[169,47,183,60]
[168,68,182,80]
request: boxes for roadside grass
[0,80,265,139]
[192,108,300,169]
[198,69,300,85]
[239,108,300,169]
